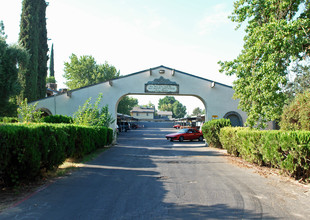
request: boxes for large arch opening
[115,93,207,131]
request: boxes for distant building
[157,111,173,120]
[46,83,59,97]
[46,83,69,97]
[130,106,155,120]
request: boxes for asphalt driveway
[1,126,310,219]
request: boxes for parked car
[173,124,181,129]
[166,128,204,142]
[131,123,138,129]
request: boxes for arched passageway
[33,66,247,131]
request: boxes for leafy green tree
[192,107,204,116]
[219,0,310,128]
[63,54,120,90]
[19,0,48,101]
[0,21,5,37]
[0,21,29,116]
[158,96,176,110]
[285,61,310,100]
[172,101,187,118]
[117,96,138,115]
[141,101,155,108]
[158,96,186,118]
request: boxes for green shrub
[280,91,310,131]
[0,117,18,123]
[219,127,249,156]
[0,123,112,186]
[73,93,115,127]
[17,98,42,123]
[42,115,73,124]
[236,129,264,165]
[201,119,231,148]
[107,128,113,145]
[220,127,310,181]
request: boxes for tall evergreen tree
[49,43,54,77]
[37,0,48,99]
[18,0,48,102]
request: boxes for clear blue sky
[0,0,245,115]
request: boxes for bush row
[220,127,310,181]
[0,117,18,123]
[0,123,113,186]
[42,115,73,124]
[201,119,231,148]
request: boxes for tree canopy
[158,96,186,118]
[219,0,310,128]
[117,96,138,115]
[0,21,29,116]
[285,60,310,100]
[63,54,120,90]
[192,107,204,116]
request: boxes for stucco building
[130,106,155,120]
[157,111,173,120]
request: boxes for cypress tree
[18,0,48,101]
[19,0,39,102]
[49,43,54,77]
[37,0,48,99]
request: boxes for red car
[166,128,204,142]
[173,124,181,129]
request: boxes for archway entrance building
[34,66,247,130]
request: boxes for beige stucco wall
[33,66,247,131]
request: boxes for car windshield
[177,129,188,133]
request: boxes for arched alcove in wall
[38,108,52,117]
[223,111,243,127]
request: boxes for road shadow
[0,126,277,219]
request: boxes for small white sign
[145,84,178,93]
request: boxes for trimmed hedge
[0,123,111,186]
[201,119,231,148]
[42,115,73,124]
[220,127,310,181]
[0,117,18,123]
[107,128,114,145]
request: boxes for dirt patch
[222,149,310,188]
